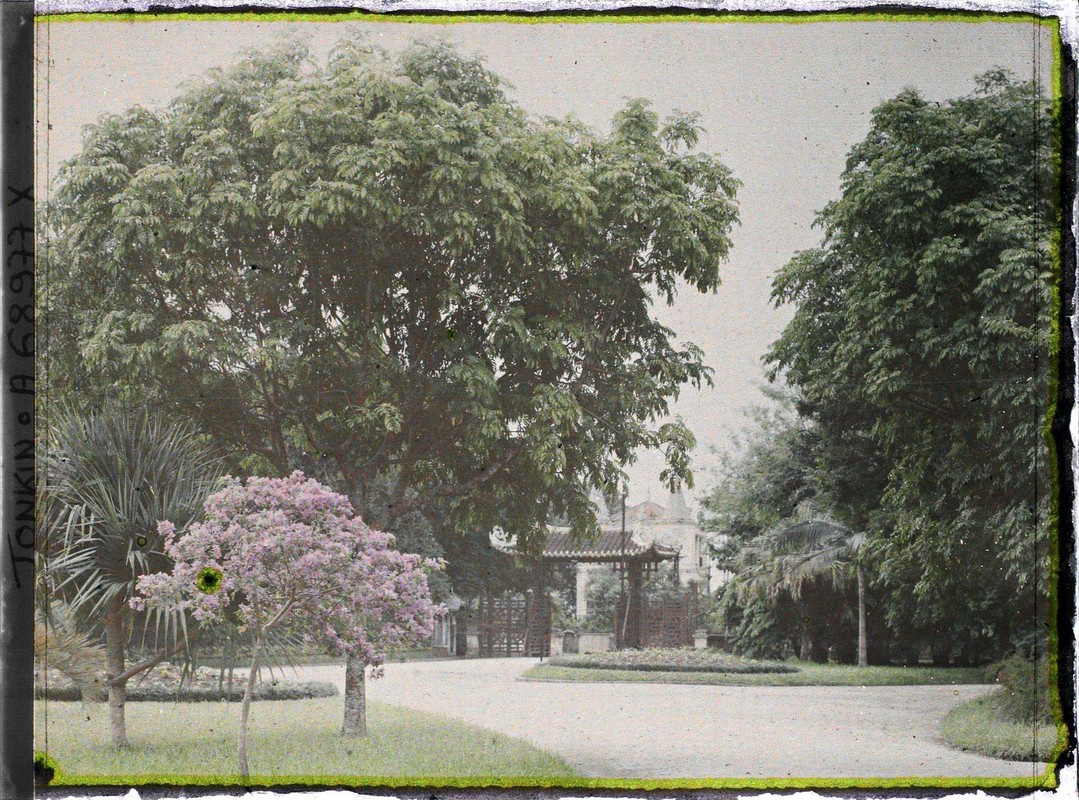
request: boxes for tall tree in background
[699,389,820,572]
[700,396,867,662]
[767,71,1055,662]
[43,35,740,587]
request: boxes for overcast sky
[35,16,1054,506]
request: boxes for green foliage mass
[766,71,1054,660]
[985,654,1054,726]
[43,35,740,590]
[699,389,820,571]
[703,72,1056,666]
[41,405,222,625]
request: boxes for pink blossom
[134,471,441,663]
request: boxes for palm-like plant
[41,405,221,746]
[737,518,868,666]
[34,613,107,702]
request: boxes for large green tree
[766,71,1056,662]
[45,35,739,564]
[43,35,740,718]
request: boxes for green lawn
[940,691,1065,763]
[524,661,987,686]
[36,698,577,784]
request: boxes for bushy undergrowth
[548,647,797,674]
[985,654,1053,725]
[36,662,337,702]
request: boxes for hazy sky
[35,16,1054,506]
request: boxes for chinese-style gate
[615,590,698,649]
[541,528,686,650]
[473,529,692,656]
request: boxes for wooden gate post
[625,561,644,649]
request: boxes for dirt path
[271,658,1044,780]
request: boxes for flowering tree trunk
[857,566,868,668]
[102,605,129,748]
[238,632,266,778]
[342,654,367,737]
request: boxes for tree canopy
[763,71,1056,661]
[701,72,1056,666]
[44,35,740,580]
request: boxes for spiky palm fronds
[34,615,107,701]
[733,518,864,601]
[42,404,223,644]
[768,519,865,601]
[732,518,869,666]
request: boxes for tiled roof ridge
[542,526,679,561]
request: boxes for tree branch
[109,640,184,686]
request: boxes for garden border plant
[37,681,339,703]
[547,648,797,674]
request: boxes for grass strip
[940,691,1062,762]
[524,662,988,686]
[549,651,795,674]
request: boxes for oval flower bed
[35,662,338,702]
[548,648,798,674]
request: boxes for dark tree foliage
[43,36,740,586]
[766,71,1056,662]
[699,391,858,661]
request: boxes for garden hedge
[548,648,798,674]
[36,680,339,702]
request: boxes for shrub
[985,654,1053,725]
[37,681,338,703]
[36,661,338,702]
[549,647,798,674]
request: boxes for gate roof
[542,528,679,564]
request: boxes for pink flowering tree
[134,472,440,777]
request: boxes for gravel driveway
[272,657,1043,780]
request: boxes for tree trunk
[226,632,236,701]
[342,654,367,737]
[798,605,812,662]
[857,566,868,668]
[238,633,265,779]
[103,606,129,748]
